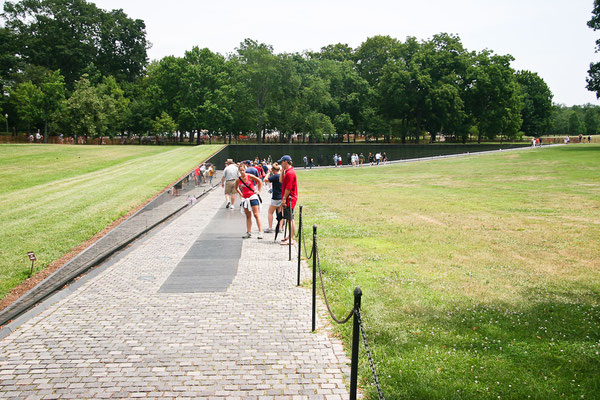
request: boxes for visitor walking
[263,163,283,234]
[208,164,215,185]
[236,164,263,239]
[375,152,381,165]
[194,165,201,186]
[278,155,298,245]
[221,159,240,209]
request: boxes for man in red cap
[278,155,298,245]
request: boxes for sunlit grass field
[298,145,600,399]
[0,144,222,299]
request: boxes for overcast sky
[7,0,600,106]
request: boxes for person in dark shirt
[263,163,283,233]
[244,160,259,177]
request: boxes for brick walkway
[0,187,350,399]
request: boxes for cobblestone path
[0,187,350,399]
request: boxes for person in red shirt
[194,165,201,186]
[236,164,264,239]
[278,155,298,245]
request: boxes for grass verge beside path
[298,144,600,399]
[0,144,223,300]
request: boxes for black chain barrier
[294,206,385,400]
[315,245,354,324]
[356,309,386,400]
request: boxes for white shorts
[271,199,282,207]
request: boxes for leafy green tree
[236,39,279,143]
[309,43,354,62]
[2,0,149,85]
[568,112,586,134]
[268,53,304,143]
[305,111,335,142]
[587,0,600,97]
[583,104,600,134]
[355,35,402,86]
[152,111,178,140]
[549,104,571,135]
[39,70,66,140]
[0,27,20,100]
[96,75,129,137]
[516,70,553,136]
[464,51,523,142]
[59,77,106,141]
[333,113,353,142]
[11,81,43,133]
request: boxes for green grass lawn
[298,144,600,400]
[0,144,222,299]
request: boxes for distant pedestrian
[194,165,201,186]
[359,153,364,166]
[333,154,338,167]
[375,152,381,165]
[221,159,240,209]
[382,152,388,164]
[208,164,215,185]
[532,137,536,148]
[236,164,263,239]
[303,155,308,169]
[172,180,182,196]
[368,152,374,165]
[200,163,207,183]
[309,157,314,169]
[589,135,592,143]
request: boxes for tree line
[0,0,579,145]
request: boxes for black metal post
[311,225,317,332]
[350,286,362,400]
[297,205,302,286]
[288,211,292,261]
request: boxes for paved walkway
[0,187,350,399]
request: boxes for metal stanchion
[297,205,302,286]
[312,225,317,332]
[288,210,292,261]
[350,286,362,400]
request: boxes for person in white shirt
[220,159,240,209]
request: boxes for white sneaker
[242,232,251,239]
[229,204,235,210]
[257,233,263,239]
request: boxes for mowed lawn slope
[0,144,222,299]
[299,145,600,399]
